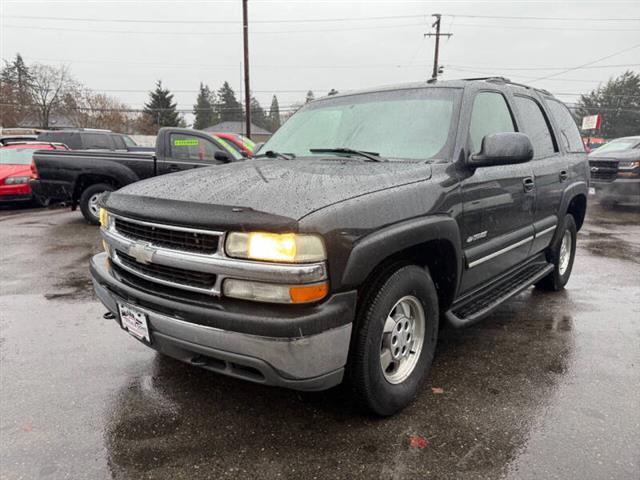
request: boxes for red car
[0,142,68,205]
[209,132,255,157]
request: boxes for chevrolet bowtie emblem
[129,242,155,265]
[590,166,599,172]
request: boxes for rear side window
[513,96,557,158]
[83,133,112,150]
[545,99,584,153]
[469,92,516,153]
[37,132,81,149]
[170,133,223,163]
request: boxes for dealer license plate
[118,302,150,343]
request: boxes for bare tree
[29,63,78,128]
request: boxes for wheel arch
[341,216,462,313]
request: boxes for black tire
[350,264,439,416]
[79,183,114,225]
[535,214,577,291]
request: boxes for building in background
[204,121,272,143]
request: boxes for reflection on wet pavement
[0,204,638,479]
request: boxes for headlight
[99,208,111,228]
[4,176,30,185]
[618,160,640,170]
[225,232,326,263]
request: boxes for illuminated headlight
[223,279,328,304]
[225,232,326,263]
[618,160,640,170]
[4,176,30,185]
[99,208,112,229]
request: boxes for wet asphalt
[0,203,638,480]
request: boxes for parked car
[31,127,243,224]
[209,132,255,157]
[588,136,640,206]
[0,141,68,206]
[37,129,140,151]
[92,78,588,416]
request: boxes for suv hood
[588,150,640,161]
[111,159,432,224]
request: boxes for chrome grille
[114,217,220,254]
[116,250,217,291]
[589,160,618,182]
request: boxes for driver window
[469,92,516,153]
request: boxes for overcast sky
[2,0,639,123]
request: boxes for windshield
[591,138,640,154]
[0,148,39,165]
[262,87,461,161]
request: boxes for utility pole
[424,14,452,80]
[242,0,251,138]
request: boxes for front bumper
[90,253,357,391]
[590,178,640,204]
[0,183,32,203]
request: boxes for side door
[512,94,564,255]
[159,131,233,174]
[459,90,536,293]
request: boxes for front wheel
[350,265,439,416]
[535,214,577,291]
[79,183,114,225]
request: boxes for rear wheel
[350,265,439,416]
[535,214,577,291]
[79,183,114,225]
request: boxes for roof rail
[462,76,511,83]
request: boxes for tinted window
[170,133,223,162]
[37,132,81,149]
[262,88,462,161]
[83,133,112,150]
[514,96,556,158]
[469,92,516,153]
[545,99,584,153]
[111,135,126,150]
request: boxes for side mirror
[468,132,533,168]
[214,150,233,163]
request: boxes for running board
[445,261,554,328]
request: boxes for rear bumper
[30,179,73,203]
[590,178,640,204]
[90,253,356,391]
[0,183,32,203]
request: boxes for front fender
[340,215,463,291]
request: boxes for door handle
[523,177,535,192]
[559,170,568,182]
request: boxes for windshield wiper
[309,147,386,162]
[254,150,295,160]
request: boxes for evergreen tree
[143,80,181,132]
[305,90,315,103]
[193,82,216,130]
[575,71,640,139]
[216,81,243,122]
[1,53,33,126]
[267,95,281,132]
[250,95,266,129]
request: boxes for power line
[4,13,640,24]
[530,43,640,82]
[442,14,640,22]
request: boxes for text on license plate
[118,302,150,342]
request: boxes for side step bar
[445,260,554,328]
